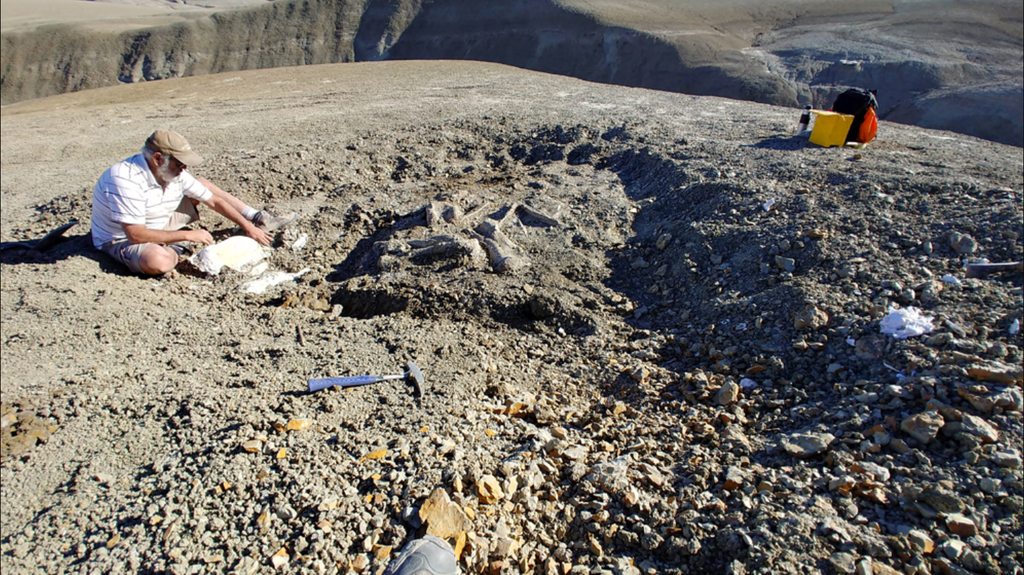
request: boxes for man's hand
[184,229,214,246]
[244,224,273,247]
[201,192,274,247]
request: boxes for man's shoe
[252,210,298,232]
[167,242,190,256]
[383,536,459,575]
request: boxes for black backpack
[831,88,878,143]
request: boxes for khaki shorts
[100,199,199,274]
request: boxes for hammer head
[406,361,424,397]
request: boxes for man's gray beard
[156,157,181,183]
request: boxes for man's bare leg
[138,244,179,275]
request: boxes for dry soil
[1,61,1023,575]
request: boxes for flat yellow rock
[504,402,529,416]
[454,532,467,560]
[967,361,1023,384]
[286,419,314,431]
[361,448,387,461]
[349,555,369,573]
[271,548,288,569]
[257,510,271,529]
[418,488,471,538]
[476,475,504,505]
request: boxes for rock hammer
[308,361,424,397]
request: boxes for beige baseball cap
[145,130,203,166]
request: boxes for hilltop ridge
[1,0,1021,145]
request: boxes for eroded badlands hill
[1,0,1022,145]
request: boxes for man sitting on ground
[90,130,296,275]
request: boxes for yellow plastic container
[809,110,854,147]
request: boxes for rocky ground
[1,61,1022,575]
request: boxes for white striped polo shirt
[90,153,212,248]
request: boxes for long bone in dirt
[308,360,424,397]
[965,261,1023,279]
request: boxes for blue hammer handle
[308,374,382,392]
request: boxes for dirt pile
[1,62,1022,575]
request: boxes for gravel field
[1,61,1023,575]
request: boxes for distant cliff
[1,0,780,103]
[2,0,1020,146]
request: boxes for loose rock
[900,412,944,444]
[781,432,835,458]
